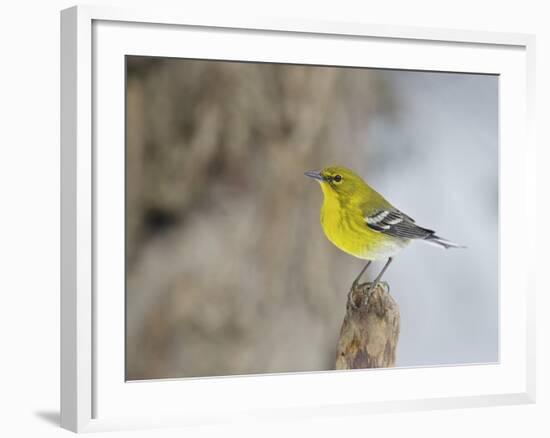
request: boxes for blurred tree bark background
[125,57,392,379]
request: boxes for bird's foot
[362,281,386,306]
[348,281,364,309]
[366,281,389,297]
[348,281,391,310]
[348,280,370,310]
[347,287,358,310]
[367,281,378,294]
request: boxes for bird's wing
[364,208,435,239]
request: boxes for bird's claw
[348,280,369,310]
[348,283,362,309]
[364,285,375,306]
[347,288,357,309]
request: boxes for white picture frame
[60,4,536,433]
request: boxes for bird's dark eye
[334,175,342,182]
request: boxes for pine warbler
[305,166,463,293]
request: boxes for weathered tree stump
[335,282,400,369]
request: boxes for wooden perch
[335,282,400,369]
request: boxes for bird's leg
[352,261,372,288]
[367,257,393,297]
[348,261,372,307]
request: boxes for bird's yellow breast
[319,185,407,261]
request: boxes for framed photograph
[61,5,536,433]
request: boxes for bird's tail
[424,234,466,249]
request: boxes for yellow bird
[305,166,463,294]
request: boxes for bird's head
[304,166,367,201]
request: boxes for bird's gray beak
[304,170,324,181]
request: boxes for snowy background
[364,71,498,367]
